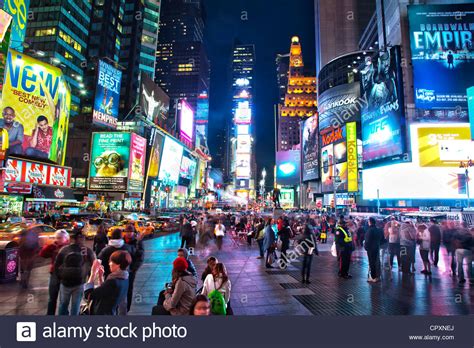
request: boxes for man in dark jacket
[364,217,385,282]
[428,219,442,267]
[98,229,132,279]
[54,230,95,315]
[453,224,473,284]
[123,224,145,312]
[335,216,354,279]
[180,218,194,249]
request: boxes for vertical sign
[347,122,358,192]
[468,87,474,141]
[0,9,12,99]
[93,60,122,129]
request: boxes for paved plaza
[0,232,472,315]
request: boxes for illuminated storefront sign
[346,122,358,192]
[4,158,71,187]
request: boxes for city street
[0,232,471,316]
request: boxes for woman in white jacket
[201,263,232,312]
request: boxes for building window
[35,28,56,36]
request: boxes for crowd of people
[14,210,473,316]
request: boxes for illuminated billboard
[318,83,361,130]
[147,132,164,178]
[469,87,474,140]
[360,46,405,164]
[236,135,251,153]
[159,136,184,186]
[179,155,197,180]
[1,49,71,165]
[302,116,319,181]
[93,60,122,129]
[417,125,473,167]
[139,73,169,128]
[235,153,251,179]
[128,133,147,192]
[346,122,358,192]
[2,0,29,52]
[362,124,474,200]
[89,133,130,191]
[237,125,249,135]
[4,158,71,187]
[179,100,194,144]
[408,4,474,119]
[234,101,251,124]
[276,150,300,186]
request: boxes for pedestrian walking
[386,217,401,270]
[453,224,473,284]
[93,224,109,256]
[263,218,276,268]
[123,225,145,312]
[428,219,441,267]
[399,219,417,275]
[39,229,69,315]
[299,222,316,284]
[277,218,292,268]
[214,220,225,250]
[255,218,265,259]
[18,226,40,289]
[417,224,431,275]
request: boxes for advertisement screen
[408,4,474,117]
[2,0,29,52]
[93,60,122,129]
[235,101,251,124]
[362,124,474,199]
[360,46,405,164]
[4,158,71,187]
[236,153,251,179]
[321,126,345,147]
[196,93,209,125]
[321,144,334,172]
[333,142,347,164]
[140,73,169,128]
[276,150,300,186]
[179,155,197,180]
[0,10,12,99]
[318,83,361,130]
[321,164,334,193]
[89,133,130,191]
[159,136,184,186]
[128,133,146,192]
[347,122,358,192]
[147,132,164,178]
[1,49,71,165]
[417,125,473,167]
[302,116,319,181]
[237,125,250,135]
[335,162,348,192]
[280,188,295,208]
[179,100,194,144]
[469,86,474,140]
[236,135,251,153]
[236,166,251,178]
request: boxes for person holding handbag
[201,263,232,315]
[83,251,130,315]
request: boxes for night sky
[203,0,315,184]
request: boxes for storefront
[24,186,77,212]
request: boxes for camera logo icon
[16,322,37,342]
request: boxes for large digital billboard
[346,122,358,192]
[179,155,197,180]
[235,153,251,179]
[362,124,474,200]
[318,83,361,131]
[159,136,184,186]
[147,131,164,178]
[417,125,473,167]
[408,4,474,118]
[179,100,194,145]
[469,86,474,140]
[128,133,146,192]
[360,46,405,165]
[302,116,319,181]
[1,49,71,165]
[276,150,300,186]
[139,73,169,128]
[89,133,130,191]
[93,60,122,129]
[236,135,251,153]
[4,158,71,187]
[234,100,251,124]
[2,0,29,52]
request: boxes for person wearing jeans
[58,284,84,315]
[454,226,473,284]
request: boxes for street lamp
[261,168,267,204]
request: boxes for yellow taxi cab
[107,220,155,239]
[0,223,57,247]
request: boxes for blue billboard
[408,4,474,120]
[360,46,406,165]
[469,86,474,140]
[3,0,29,52]
[276,150,301,186]
[93,60,122,129]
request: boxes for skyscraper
[25,0,91,116]
[155,0,210,123]
[276,53,290,104]
[314,0,375,73]
[278,37,317,152]
[230,43,256,199]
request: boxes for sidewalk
[0,233,471,315]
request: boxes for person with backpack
[123,224,145,312]
[153,257,197,315]
[83,250,131,315]
[98,228,132,279]
[54,230,95,315]
[39,229,70,315]
[255,218,266,259]
[93,224,109,256]
[201,263,232,315]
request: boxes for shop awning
[26,186,77,202]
